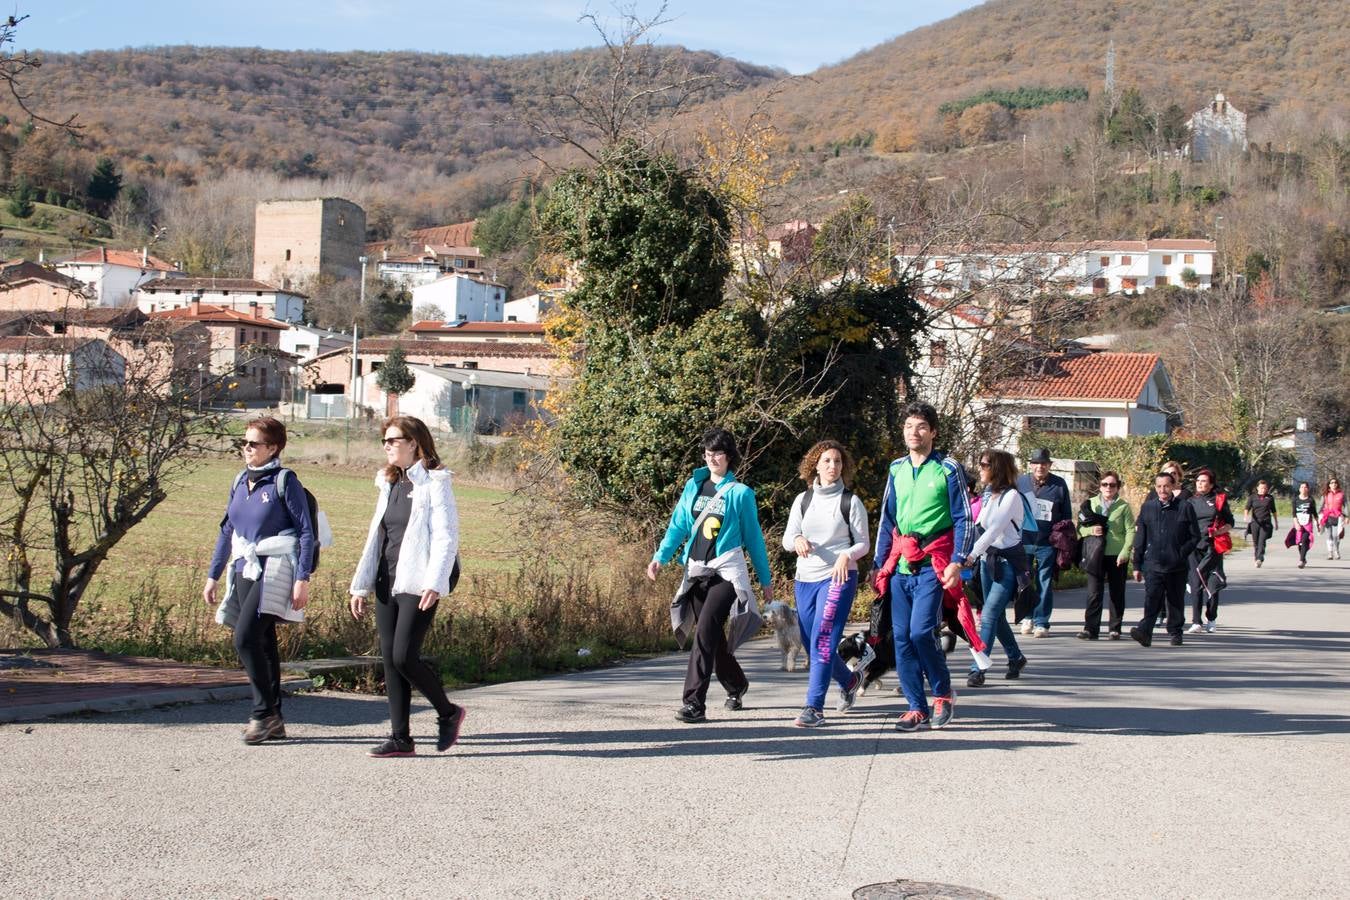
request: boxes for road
[3,548,1347,898]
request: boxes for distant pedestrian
[350,416,465,758]
[1244,480,1278,567]
[961,450,1029,686]
[1076,471,1134,641]
[1320,478,1344,560]
[1129,471,1201,647]
[872,402,972,732]
[648,428,772,724]
[781,440,871,727]
[203,416,316,745]
[1016,448,1072,637]
[1185,468,1234,635]
[1291,483,1318,569]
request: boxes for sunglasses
[382,436,409,447]
[978,460,990,467]
[239,440,271,450]
[1100,481,1119,487]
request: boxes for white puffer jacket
[350,461,459,598]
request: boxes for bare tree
[0,14,81,132]
[0,326,224,648]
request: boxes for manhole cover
[853,881,998,900]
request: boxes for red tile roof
[148,304,289,329]
[0,335,94,354]
[23,307,147,327]
[0,259,90,291]
[309,338,555,363]
[989,352,1161,401]
[409,321,545,334]
[408,221,476,247]
[62,249,180,272]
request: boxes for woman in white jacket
[960,449,1030,687]
[350,415,464,758]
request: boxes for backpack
[230,467,333,573]
[799,487,869,575]
[1016,491,1040,545]
[1210,493,1232,555]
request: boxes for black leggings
[375,585,455,740]
[1251,522,1271,562]
[233,576,283,720]
[680,574,748,710]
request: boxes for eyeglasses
[704,450,727,459]
[239,440,271,450]
[1100,481,1119,487]
[978,460,990,468]
[382,436,408,447]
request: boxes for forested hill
[758,0,1350,151]
[11,45,780,192]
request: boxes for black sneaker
[675,703,707,723]
[1130,626,1152,647]
[368,736,416,758]
[1170,634,1184,646]
[1076,630,1097,640]
[1005,655,1028,680]
[437,705,467,752]
[930,695,955,729]
[966,670,986,687]
[725,684,748,711]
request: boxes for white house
[1188,93,1248,163]
[391,363,551,434]
[135,278,308,324]
[278,322,352,361]
[407,320,547,343]
[410,273,507,324]
[896,239,1215,299]
[53,248,183,307]
[978,351,1177,452]
[503,291,560,324]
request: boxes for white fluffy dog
[761,601,805,672]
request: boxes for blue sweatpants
[794,573,857,710]
[890,566,951,714]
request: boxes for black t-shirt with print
[1246,494,1276,525]
[686,479,726,563]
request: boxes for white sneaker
[1033,626,1049,638]
[1186,623,1204,634]
[1204,622,1217,633]
[1020,620,1034,635]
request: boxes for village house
[896,239,1216,299]
[410,273,508,323]
[149,301,296,404]
[396,364,552,434]
[407,320,547,343]
[0,335,126,404]
[978,351,1177,452]
[277,322,352,361]
[52,247,183,307]
[135,277,308,324]
[729,219,818,275]
[503,289,560,323]
[0,259,95,311]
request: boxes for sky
[22,1,985,75]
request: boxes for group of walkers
[206,406,1345,747]
[645,401,1345,731]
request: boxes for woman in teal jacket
[647,428,774,723]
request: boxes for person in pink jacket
[1321,477,1344,560]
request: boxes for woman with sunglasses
[1320,478,1344,560]
[1077,472,1135,640]
[960,450,1029,686]
[647,428,773,724]
[203,416,316,745]
[350,415,464,758]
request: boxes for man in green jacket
[1076,471,1135,640]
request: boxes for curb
[0,677,314,724]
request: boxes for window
[933,259,946,270]
[285,249,292,261]
[337,213,345,227]
[239,328,247,343]
[356,360,363,376]
[1056,256,1067,266]
[1025,415,1103,435]
[512,390,527,407]
[929,340,948,369]
[1092,277,1108,294]
[1162,254,1173,265]
[1183,253,1194,264]
[462,361,478,369]
[371,361,382,372]
[53,322,68,334]
[1122,277,1138,291]
[1155,275,1169,286]
[1120,255,1132,265]
[1099,256,1110,267]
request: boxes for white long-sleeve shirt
[967,488,1023,562]
[781,479,871,582]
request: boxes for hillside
[3,45,781,219]
[755,0,1350,150]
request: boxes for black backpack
[229,467,322,574]
[798,486,869,575]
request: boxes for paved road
[3,549,1347,898]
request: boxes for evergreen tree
[376,344,415,397]
[86,157,123,211]
[7,176,34,219]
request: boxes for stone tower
[253,198,367,289]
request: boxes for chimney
[190,298,201,316]
[38,248,45,264]
[141,246,148,266]
[382,248,389,260]
[249,301,261,320]
[100,247,107,263]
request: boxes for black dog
[838,586,982,695]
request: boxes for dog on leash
[761,601,805,671]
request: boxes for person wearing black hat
[1015,448,1072,637]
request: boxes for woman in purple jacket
[203,417,315,745]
